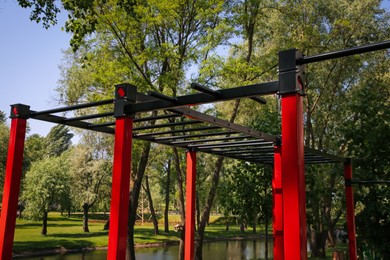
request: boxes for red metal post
[279,49,307,259]
[281,92,307,259]
[107,117,133,259]
[0,111,28,260]
[273,145,284,260]
[185,150,196,260]
[344,159,357,260]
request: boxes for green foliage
[44,125,73,157]
[219,161,272,230]
[341,60,390,257]
[0,122,10,195]
[0,111,6,124]
[24,134,46,167]
[68,145,111,211]
[22,154,71,221]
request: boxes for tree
[341,59,390,258]
[22,154,71,235]
[69,145,111,232]
[0,116,9,196]
[44,125,73,157]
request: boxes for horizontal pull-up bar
[133,120,201,131]
[298,40,390,65]
[131,81,279,114]
[30,99,114,116]
[350,180,390,185]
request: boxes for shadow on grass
[13,239,96,252]
[48,231,108,239]
[17,222,86,229]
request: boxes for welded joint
[114,83,137,118]
[10,104,30,119]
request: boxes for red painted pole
[185,150,196,260]
[0,117,27,260]
[107,117,133,260]
[344,159,357,260]
[273,145,284,260]
[281,92,307,259]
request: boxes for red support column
[344,159,357,260]
[108,84,136,260]
[185,150,196,260]
[281,92,307,259]
[279,49,307,260]
[273,145,284,260]
[0,105,28,260]
[107,117,133,260]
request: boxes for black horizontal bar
[133,126,220,138]
[202,142,274,152]
[133,120,202,131]
[189,139,265,148]
[134,113,181,122]
[216,146,274,154]
[250,96,267,104]
[191,83,221,97]
[148,91,178,103]
[169,135,251,145]
[196,141,267,150]
[90,122,116,128]
[63,112,114,122]
[218,150,274,157]
[154,131,236,141]
[30,110,115,134]
[30,99,114,116]
[131,81,279,114]
[298,40,390,65]
[304,147,343,162]
[351,180,390,185]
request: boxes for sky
[0,0,70,137]
[0,0,389,139]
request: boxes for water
[23,238,273,259]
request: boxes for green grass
[13,212,255,253]
[14,212,347,258]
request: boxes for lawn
[13,212,258,253]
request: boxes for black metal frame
[12,41,390,165]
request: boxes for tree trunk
[164,159,171,233]
[128,142,152,260]
[41,211,48,235]
[143,175,159,235]
[83,203,90,232]
[195,100,241,260]
[252,215,257,233]
[195,157,224,260]
[196,192,200,231]
[225,215,229,232]
[173,147,186,260]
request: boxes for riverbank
[12,212,267,258]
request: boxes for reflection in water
[24,238,273,260]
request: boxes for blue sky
[0,0,70,137]
[0,0,389,138]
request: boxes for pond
[23,238,273,259]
